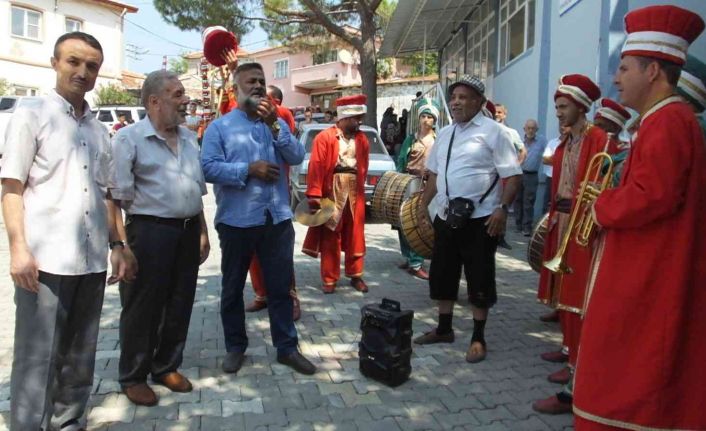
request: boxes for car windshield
[303,130,385,154]
[0,98,17,111]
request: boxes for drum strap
[444,126,499,204]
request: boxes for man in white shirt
[1,32,130,431]
[542,126,565,213]
[413,75,521,364]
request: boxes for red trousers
[560,310,583,367]
[319,204,364,286]
[249,256,296,301]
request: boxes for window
[11,6,42,40]
[98,110,113,122]
[66,18,82,33]
[499,0,535,67]
[465,0,497,80]
[274,59,288,79]
[440,30,466,90]
[14,86,38,96]
[313,49,338,65]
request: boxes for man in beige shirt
[109,70,210,406]
[0,32,130,431]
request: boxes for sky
[123,1,269,74]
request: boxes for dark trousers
[118,217,200,387]
[543,175,553,214]
[429,216,498,308]
[217,216,298,356]
[514,171,539,231]
[12,271,106,431]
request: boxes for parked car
[92,105,146,132]
[289,123,396,211]
[0,96,42,160]
[293,112,328,135]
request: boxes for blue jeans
[398,230,425,269]
[216,215,298,356]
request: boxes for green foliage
[0,78,9,96]
[402,51,438,77]
[377,58,393,79]
[94,83,137,106]
[168,55,188,75]
[153,0,253,34]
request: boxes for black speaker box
[359,298,414,387]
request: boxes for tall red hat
[554,74,601,110]
[202,26,238,67]
[622,5,705,65]
[483,100,496,119]
[595,98,631,129]
[335,94,367,119]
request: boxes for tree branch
[299,0,362,50]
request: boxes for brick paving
[0,191,574,430]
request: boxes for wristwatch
[109,240,125,250]
[269,121,281,136]
[496,204,509,214]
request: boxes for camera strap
[444,125,500,204]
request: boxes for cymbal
[295,198,335,227]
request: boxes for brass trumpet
[543,147,614,274]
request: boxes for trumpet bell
[543,254,573,275]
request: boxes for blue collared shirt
[201,109,304,228]
[521,135,548,172]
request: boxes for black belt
[129,214,199,229]
[522,170,538,174]
[555,198,572,214]
[334,166,357,174]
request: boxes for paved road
[0,191,573,430]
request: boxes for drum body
[527,212,550,273]
[399,192,434,258]
[370,172,420,225]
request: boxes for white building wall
[0,0,129,105]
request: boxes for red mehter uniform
[574,5,706,430]
[302,125,369,287]
[575,98,706,430]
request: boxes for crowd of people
[2,3,706,430]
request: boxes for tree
[94,83,137,106]
[152,0,396,128]
[259,0,395,127]
[153,0,253,36]
[402,51,438,77]
[0,78,9,96]
[168,55,188,75]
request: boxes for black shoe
[498,237,512,250]
[523,229,532,237]
[277,351,316,375]
[222,351,245,374]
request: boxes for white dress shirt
[0,90,113,275]
[110,116,206,218]
[426,111,522,219]
[543,137,562,177]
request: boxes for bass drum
[370,172,420,226]
[527,212,550,273]
[399,192,434,259]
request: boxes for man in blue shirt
[201,62,315,376]
[513,119,547,236]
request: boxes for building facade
[0,0,138,104]
[382,0,706,138]
[382,0,706,220]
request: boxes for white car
[0,96,42,160]
[92,105,146,132]
[289,123,397,210]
